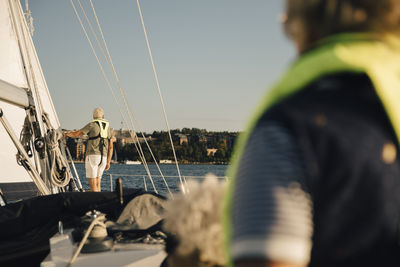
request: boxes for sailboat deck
[41,242,166,267]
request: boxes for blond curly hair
[163,175,227,266]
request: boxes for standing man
[65,108,114,192]
[225,0,400,267]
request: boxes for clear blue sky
[28,0,295,132]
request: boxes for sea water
[71,163,228,196]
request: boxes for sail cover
[0,189,166,266]
[0,0,61,183]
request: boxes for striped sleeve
[231,122,313,265]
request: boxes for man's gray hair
[93,107,104,119]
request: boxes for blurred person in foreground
[162,175,227,267]
[225,0,400,266]
[64,107,114,192]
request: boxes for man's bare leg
[96,178,101,192]
[89,178,97,192]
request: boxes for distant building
[207,148,218,156]
[114,129,136,146]
[113,129,153,145]
[137,136,153,143]
[176,133,188,145]
[160,159,173,164]
[198,134,207,143]
[74,137,88,160]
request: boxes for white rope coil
[43,114,72,188]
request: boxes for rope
[24,0,34,36]
[72,0,153,180]
[123,107,172,195]
[14,0,46,129]
[71,0,178,196]
[20,0,73,189]
[21,0,60,127]
[87,0,164,179]
[8,0,47,132]
[82,0,173,195]
[70,0,127,129]
[68,216,102,266]
[19,116,33,157]
[66,146,84,191]
[45,130,70,187]
[43,114,71,187]
[70,0,160,192]
[76,0,107,67]
[0,113,50,195]
[135,0,185,193]
[8,0,61,194]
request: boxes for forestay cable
[84,0,151,177]
[75,0,151,176]
[24,0,34,36]
[70,0,127,128]
[11,0,68,192]
[76,0,163,194]
[87,0,174,195]
[135,0,185,192]
[70,0,163,194]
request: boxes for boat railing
[105,173,228,193]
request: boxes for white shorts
[85,155,107,179]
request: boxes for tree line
[67,128,239,164]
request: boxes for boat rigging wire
[68,215,103,266]
[70,0,127,131]
[73,1,157,185]
[21,0,61,128]
[0,110,50,195]
[16,2,48,128]
[9,0,45,131]
[71,0,159,194]
[135,0,185,193]
[70,0,171,195]
[43,114,72,188]
[87,0,173,196]
[66,146,84,191]
[75,0,154,187]
[9,0,72,193]
[24,0,34,36]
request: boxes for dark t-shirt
[81,122,113,156]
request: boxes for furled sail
[0,0,61,186]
